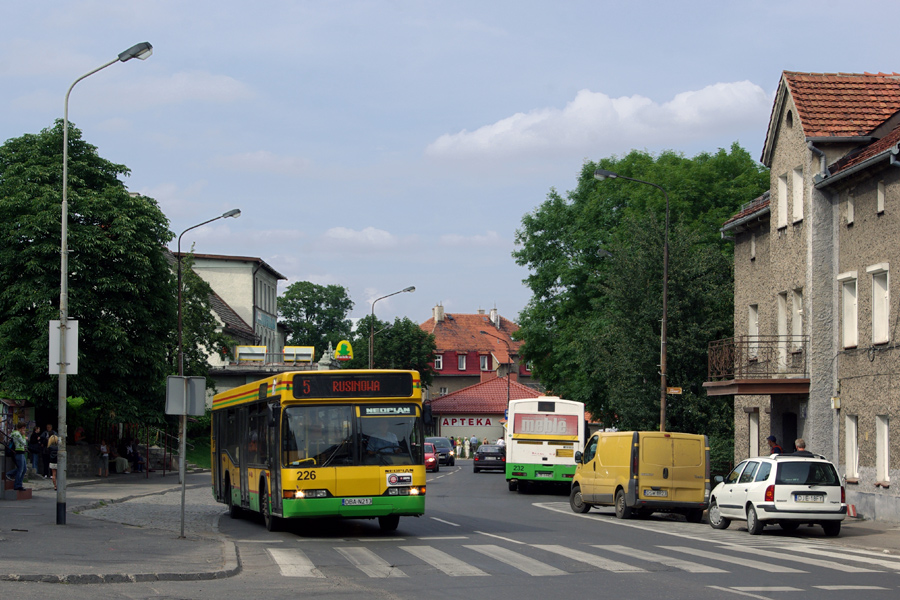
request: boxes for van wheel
[379,515,400,532]
[746,505,764,535]
[508,480,518,492]
[708,500,730,530]
[614,489,632,519]
[822,521,841,537]
[569,485,591,514]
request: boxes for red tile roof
[783,71,900,138]
[429,377,542,414]
[829,123,900,175]
[421,312,522,358]
[722,191,770,228]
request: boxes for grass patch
[186,435,211,469]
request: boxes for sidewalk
[0,470,238,583]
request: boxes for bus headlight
[286,489,328,499]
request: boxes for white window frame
[434,354,443,370]
[792,167,803,223]
[847,190,855,225]
[867,263,890,344]
[750,232,756,261]
[876,415,890,483]
[748,304,759,358]
[480,355,490,371]
[439,387,448,396]
[777,174,788,228]
[845,414,859,479]
[838,271,858,348]
[877,180,885,214]
[749,411,760,458]
[457,354,466,371]
[791,288,803,350]
[777,292,788,371]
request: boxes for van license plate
[342,498,373,506]
[644,489,668,497]
[794,494,824,503]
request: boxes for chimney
[477,308,485,315]
[433,303,444,323]
[490,307,499,328]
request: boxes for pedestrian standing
[27,425,42,474]
[5,423,29,491]
[47,434,59,490]
[40,423,56,478]
[766,435,783,455]
[464,437,470,459]
[98,439,109,477]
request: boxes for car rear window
[427,438,451,449]
[479,445,501,453]
[775,461,840,486]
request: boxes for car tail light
[474,456,480,462]
[765,485,775,502]
[841,486,845,503]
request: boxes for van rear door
[638,433,706,503]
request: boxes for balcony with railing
[704,335,810,396]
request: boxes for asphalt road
[4,463,899,599]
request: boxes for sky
[2,1,897,326]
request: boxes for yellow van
[569,431,709,522]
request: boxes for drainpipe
[890,146,900,169]
[808,141,827,177]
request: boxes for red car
[424,442,439,472]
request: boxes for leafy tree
[0,121,175,421]
[348,315,436,387]
[514,143,767,466]
[278,281,353,358]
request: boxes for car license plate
[486,456,498,460]
[794,494,824,503]
[342,498,373,506]
[644,489,668,497]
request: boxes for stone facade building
[706,72,900,521]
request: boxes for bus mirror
[574,451,583,463]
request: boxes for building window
[868,264,890,344]
[480,355,490,371]
[434,354,443,370]
[458,354,466,371]
[749,411,759,458]
[777,174,788,228]
[792,167,803,223]
[750,233,756,261]
[777,292,788,371]
[876,415,890,483]
[525,361,533,372]
[877,181,885,214]
[791,288,803,350]
[846,190,855,225]
[748,304,759,358]
[839,273,858,348]
[845,414,859,479]
[439,387,448,396]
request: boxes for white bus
[504,397,586,492]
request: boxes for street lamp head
[118,42,153,62]
[402,286,415,293]
[222,208,241,219]
[593,169,618,181]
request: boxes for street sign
[666,387,682,395]
[166,376,206,415]
[49,319,78,375]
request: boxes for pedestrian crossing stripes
[262,539,900,579]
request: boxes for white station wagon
[708,454,846,536]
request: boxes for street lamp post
[56,42,153,525]
[594,168,670,432]
[369,286,415,369]
[480,330,513,408]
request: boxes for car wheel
[435,463,439,472]
[569,485,591,513]
[261,485,279,532]
[379,515,400,532]
[822,521,841,537]
[708,500,730,530]
[451,458,455,466]
[508,480,518,492]
[474,467,480,473]
[746,505,764,535]
[779,521,800,532]
[614,489,632,519]
[685,508,704,524]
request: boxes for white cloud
[438,230,504,247]
[209,150,312,176]
[321,226,417,251]
[425,81,771,160]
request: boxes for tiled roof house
[708,71,900,522]
[429,376,542,441]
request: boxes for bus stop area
[0,470,238,583]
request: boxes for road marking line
[534,544,645,572]
[660,546,805,573]
[719,543,880,573]
[465,544,565,576]
[707,585,775,599]
[418,536,469,540]
[732,587,802,592]
[430,517,460,526]
[474,530,527,545]
[782,544,900,570]
[267,548,325,578]
[594,545,727,573]
[814,585,890,590]
[335,546,408,578]
[400,545,488,576]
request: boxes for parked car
[424,442,439,472]
[425,437,456,466]
[473,444,506,473]
[708,454,846,536]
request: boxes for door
[716,461,748,518]
[267,401,282,516]
[733,460,760,518]
[782,412,798,453]
[580,435,599,502]
[238,406,249,508]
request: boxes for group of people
[5,422,59,491]
[766,435,814,456]
[98,438,146,476]
[444,433,505,459]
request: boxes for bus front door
[268,401,282,516]
[239,406,249,508]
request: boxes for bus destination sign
[292,373,414,399]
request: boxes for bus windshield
[281,404,422,468]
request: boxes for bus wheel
[378,515,400,532]
[569,485,590,514]
[225,475,241,519]
[508,480,518,492]
[261,486,280,532]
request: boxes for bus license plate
[342,498,373,506]
[794,494,824,503]
[644,489,668,497]
[536,471,553,478]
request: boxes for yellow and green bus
[211,369,426,532]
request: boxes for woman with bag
[47,434,59,490]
